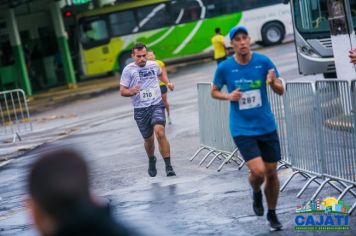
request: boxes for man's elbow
[211,89,219,98]
[119,88,127,97]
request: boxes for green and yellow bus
[77,0,292,77]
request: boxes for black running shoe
[267,213,283,231]
[252,191,264,216]
[148,157,157,177]
[165,165,176,176]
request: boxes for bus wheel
[119,52,134,73]
[261,22,285,46]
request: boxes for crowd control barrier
[0,89,33,143]
[190,83,244,171]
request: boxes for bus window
[351,0,356,27]
[242,0,283,10]
[136,3,171,31]
[109,10,137,36]
[170,0,203,24]
[80,19,109,47]
[293,0,329,33]
[205,0,240,18]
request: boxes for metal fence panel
[316,81,356,184]
[0,89,32,142]
[197,83,235,153]
[267,85,290,165]
[284,82,323,176]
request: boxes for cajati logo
[294,197,351,231]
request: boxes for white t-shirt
[120,61,162,108]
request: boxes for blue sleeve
[212,65,225,89]
[265,56,280,78]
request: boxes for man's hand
[129,85,140,96]
[227,89,242,101]
[267,69,277,85]
[349,48,356,64]
[167,82,174,91]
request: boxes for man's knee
[250,169,265,180]
[265,169,278,180]
[144,135,154,144]
[264,162,278,179]
[247,158,265,179]
[154,125,166,140]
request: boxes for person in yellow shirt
[211,28,228,64]
[147,50,172,124]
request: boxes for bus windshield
[293,0,356,33]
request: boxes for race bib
[140,89,156,101]
[239,89,262,110]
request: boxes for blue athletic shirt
[213,52,279,137]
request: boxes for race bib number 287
[239,89,262,110]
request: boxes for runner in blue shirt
[211,26,284,231]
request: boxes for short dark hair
[215,28,221,34]
[132,42,147,54]
[28,149,90,221]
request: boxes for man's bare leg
[154,124,175,176]
[144,135,157,177]
[264,162,279,210]
[246,157,265,216]
[264,161,282,230]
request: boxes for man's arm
[349,48,356,64]
[120,84,140,97]
[220,37,228,56]
[158,66,174,91]
[267,69,284,96]
[211,84,242,101]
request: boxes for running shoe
[148,157,157,177]
[252,191,264,216]
[267,212,283,231]
[165,165,176,176]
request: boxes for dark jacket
[52,203,137,236]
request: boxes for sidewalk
[0,76,120,161]
[28,75,120,114]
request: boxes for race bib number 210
[239,89,262,110]
[140,89,156,101]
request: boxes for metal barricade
[0,89,33,143]
[310,81,356,210]
[267,82,290,170]
[190,83,243,170]
[280,82,327,195]
[279,81,356,214]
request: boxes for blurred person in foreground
[147,50,172,124]
[27,149,137,236]
[211,26,284,231]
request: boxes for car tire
[261,22,285,46]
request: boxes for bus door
[79,17,111,76]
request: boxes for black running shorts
[233,130,281,163]
[134,101,166,139]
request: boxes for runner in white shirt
[120,43,176,177]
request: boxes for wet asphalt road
[1,43,355,235]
